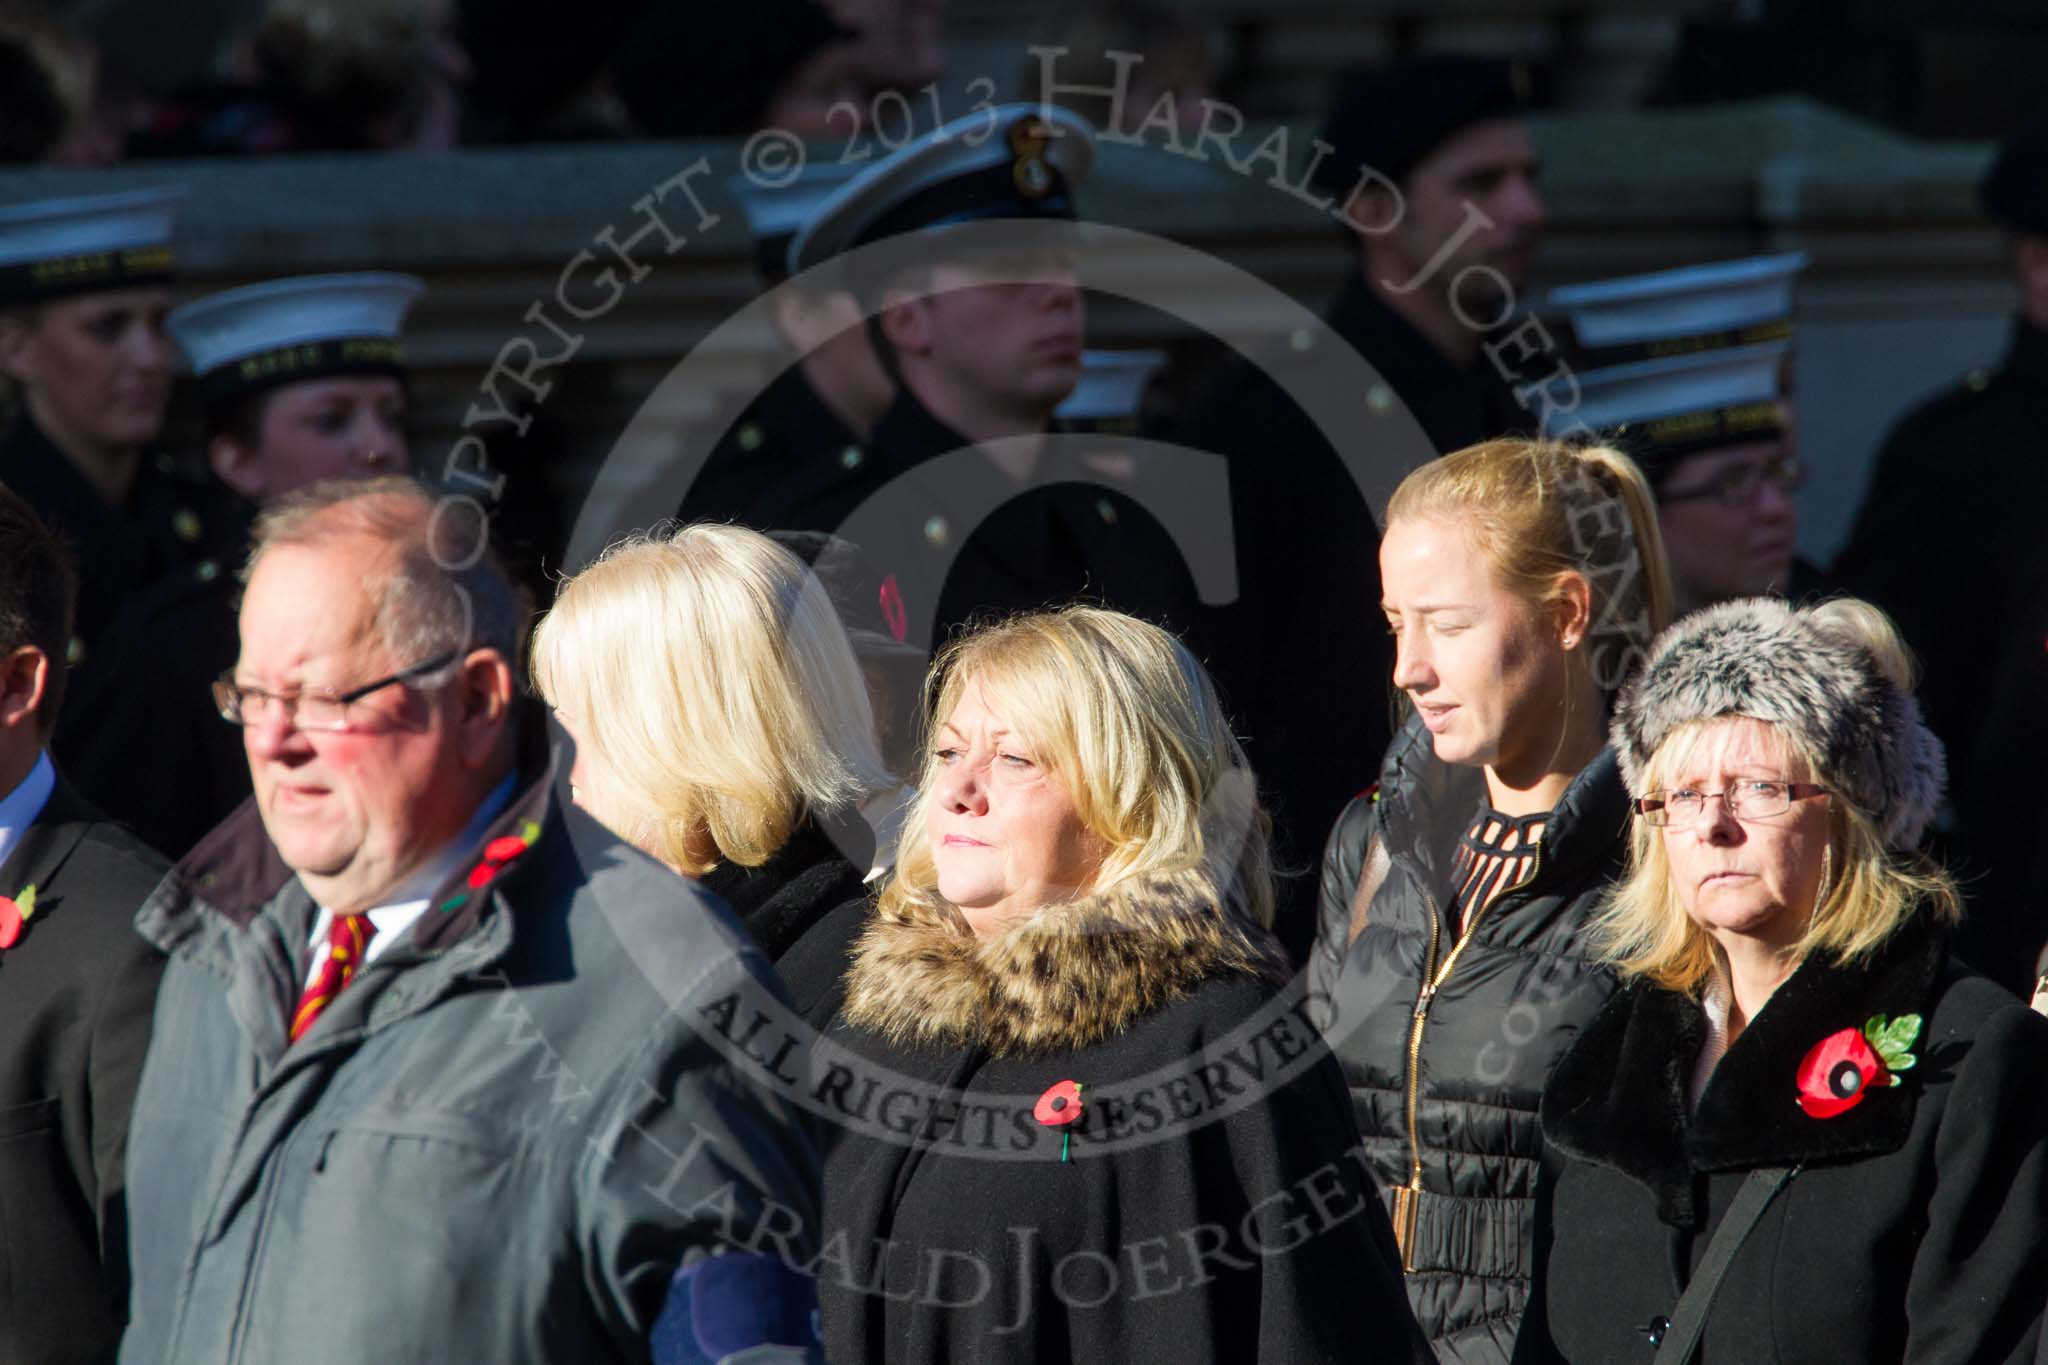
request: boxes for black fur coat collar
[1541,915,1949,1227]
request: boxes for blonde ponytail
[1384,437,1674,692]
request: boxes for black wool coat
[1533,914,2048,1364]
[0,771,167,1364]
[698,810,874,970]
[815,868,1434,1364]
[1832,317,2048,992]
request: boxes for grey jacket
[118,753,825,1365]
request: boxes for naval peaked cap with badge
[788,102,1096,294]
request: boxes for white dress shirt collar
[303,770,519,980]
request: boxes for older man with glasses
[119,476,827,1365]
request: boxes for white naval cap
[1056,349,1168,429]
[0,186,184,304]
[788,103,1096,290]
[1547,253,1808,468]
[1549,252,1807,356]
[728,161,862,281]
[168,272,424,413]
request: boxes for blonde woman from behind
[532,522,898,1018]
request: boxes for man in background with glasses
[1547,252,1823,618]
[0,482,166,1364]
[120,476,826,1365]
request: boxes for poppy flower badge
[1795,1013,1921,1118]
[0,884,37,950]
[1034,1080,1084,1162]
[440,821,542,911]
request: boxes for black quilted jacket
[1308,712,1629,1364]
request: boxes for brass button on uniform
[1096,497,1117,525]
[1965,369,1990,393]
[197,559,221,583]
[173,508,203,543]
[66,636,85,667]
[1366,384,1395,416]
[840,445,864,470]
[923,515,949,547]
[737,423,764,452]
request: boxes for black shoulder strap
[1659,1165,1797,1360]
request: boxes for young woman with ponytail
[1308,437,1673,1364]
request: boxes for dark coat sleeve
[1308,792,1377,1023]
[1195,1051,1432,1363]
[1831,399,2010,792]
[1178,370,1391,963]
[87,925,166,1311]
[1910,1003,2048,1363]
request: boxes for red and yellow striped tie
[290,913,377,1043]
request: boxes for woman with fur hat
[1530,597,2048,1363]
[1309,436,1673,1364]
[814,607,1429,1363]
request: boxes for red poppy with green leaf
[439,821,543,912]
[1795,1013,1920,1119]
[0,884,36,949]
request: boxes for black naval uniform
[0,770,168,1364]
[1834,316,2048,990]
[54,548,252,861]
[693,379,1199,652]
[0,414,231,671]
[679,364,870,530]
[1184,275,1526,960]
[850,390,1201,651]
[0,415,238,853]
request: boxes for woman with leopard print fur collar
[810,607,1430,1364]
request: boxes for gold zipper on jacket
[1394,840,1546,1273]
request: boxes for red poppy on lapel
[0,884,39,950]
[1035,1080,1084,1162]
[1795,1013,1920,1118]
[1035,1079,1083,1125]
[878,574,908,643]
[468,833,531,889]
[442,821,543,910]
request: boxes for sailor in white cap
[0,187,232,665]
[1549,252,1816,616]
[680,163,894,528]
[169,271,423,502]
[56,272,426,861]
[774,102,1198,651]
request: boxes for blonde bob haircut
[878,606,1275,928]
[1594,608,1963,996]
[531,523,892,876]
[1384,437,1675,692]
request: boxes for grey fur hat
[1611,597,1945,850]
